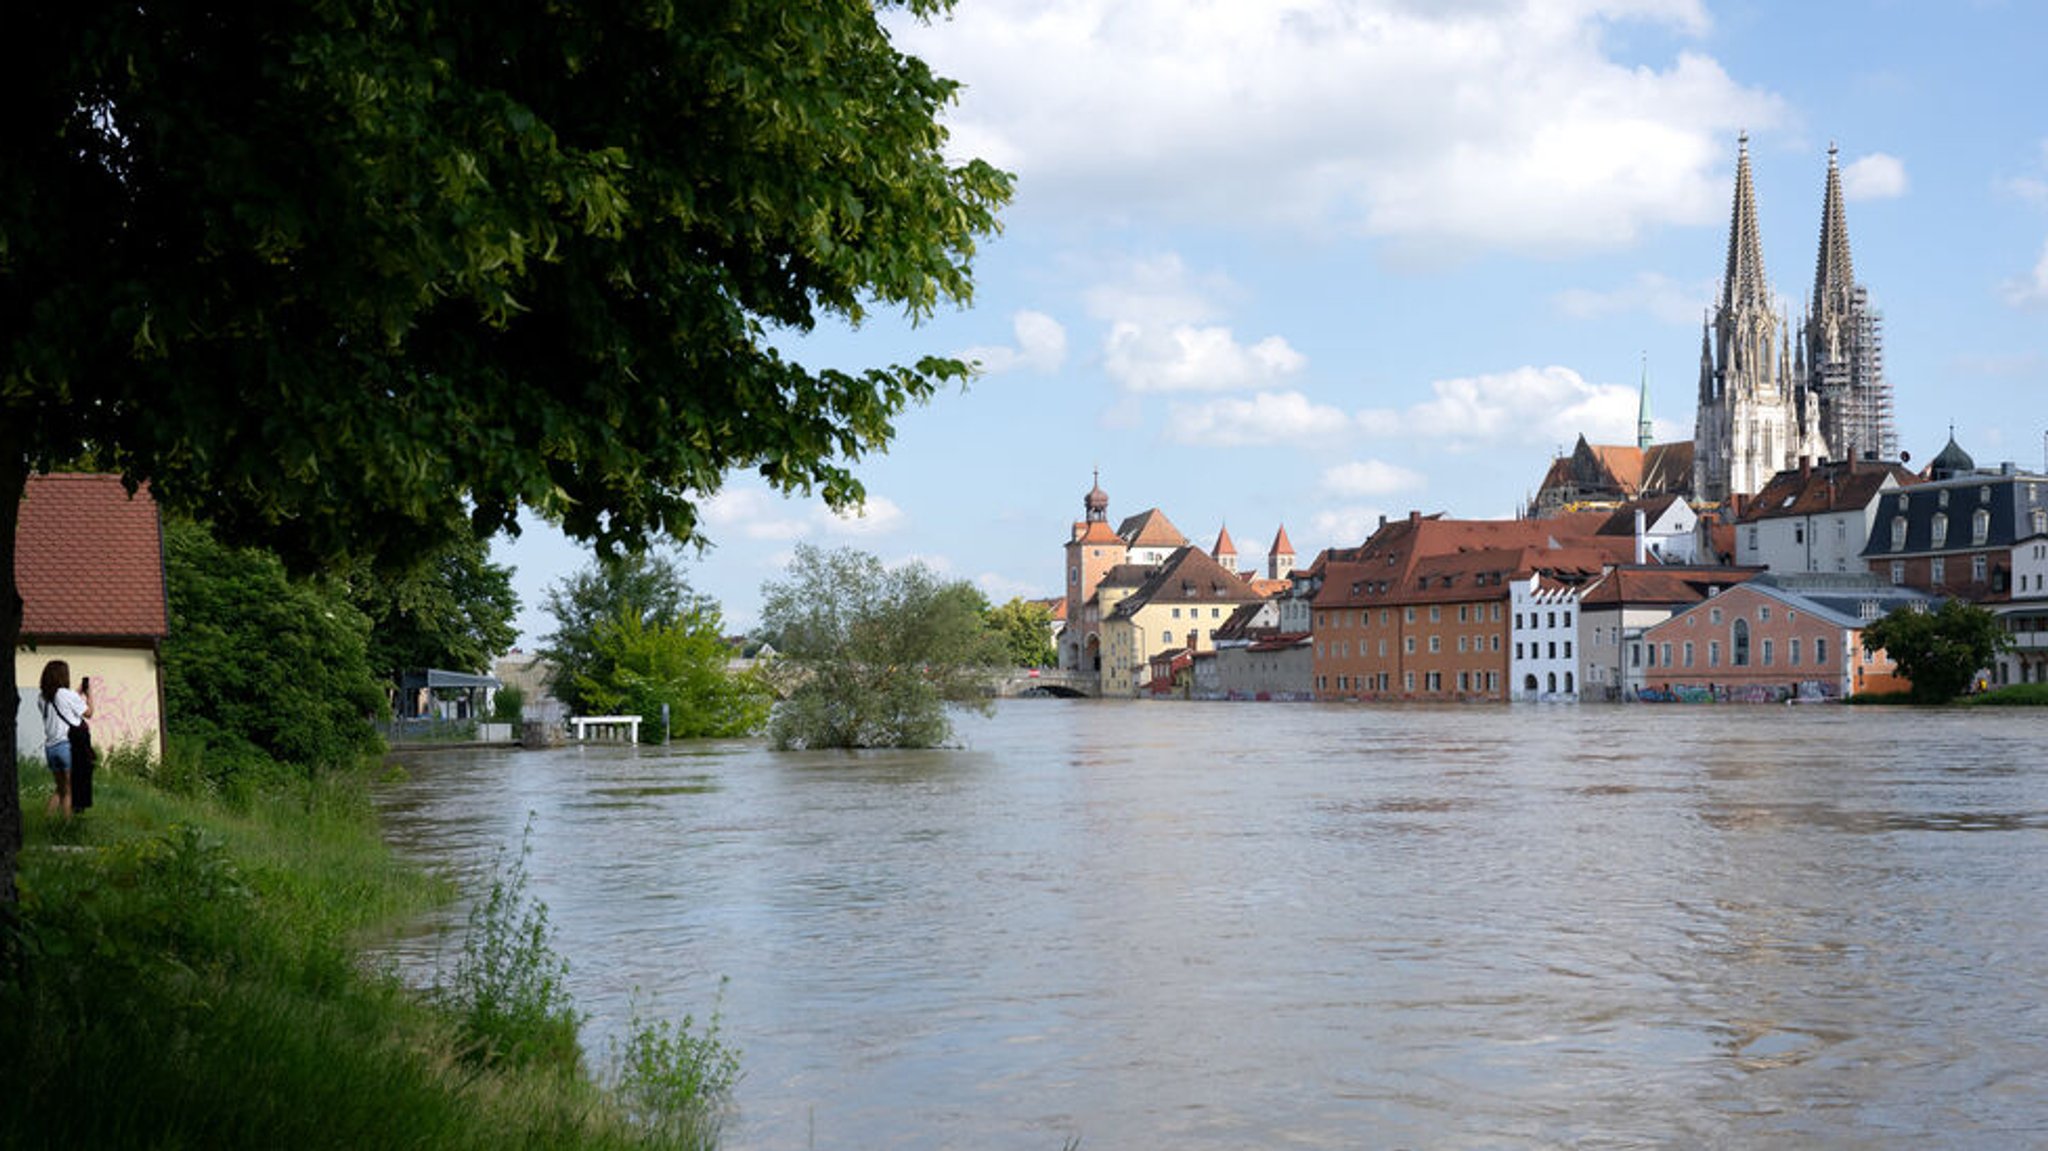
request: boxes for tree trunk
[1,458,26,904]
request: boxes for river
[372,700,2048,1149]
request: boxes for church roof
[1928,434,1976,480]
[1270,524,1294,556]
[1212,523,1237,558]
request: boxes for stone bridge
[991,668,1097,698]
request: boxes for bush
[492,686,527,723]
[436,819,583,1075]
[1966,682,2048,707]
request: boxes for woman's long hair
[39,660,70,704]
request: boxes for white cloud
[975,572,1043,603]
[1321,460,1427,498]
[1164,390,1350,446]
[962,309,1069,374]
[1106,323,1306,393]
[1554,271,1715,326]
[1357,365,1641,449]
[894,0,1778,253]
[701,486,909,540]
[2000,239,2048,308]
[822,496,907,537]
[1312,506,1390,548]
[1841,152,1907,201]
[1089,253,1305,393]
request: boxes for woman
[38,660,93,818]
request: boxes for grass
[1964,681,2048,706]
[4,754,736,1150]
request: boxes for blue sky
[494,0,2048,646]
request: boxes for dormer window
[1972,509,1990,546]
[1891,517,1907,550]
[1932,513,1948,547]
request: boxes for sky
[493,0,2048,647]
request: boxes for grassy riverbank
[3,758,732,1149]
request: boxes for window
[1429,635,1441,653]
[1564,641,1573,658]
[1404,672,1415,692]
[1069,566,1079,585]
[1492,636,1500,652]
[1816,637,1828,665]
[1790,638,1802,666]
[1430,606,1441,623]
[1563,610,1572,626]
[1172,608,1182,619]
[1405,636,1416,654]
[1458,605,1469,623]
[1631,643,1642,668]
[1758,606,1770,622]
[1891,518,1907,550]
[1973,509,1991,546]
[1548,641,1557,659]
[1514,612,1523,629]
[1547,611,1557,628]
[1660,642,1672,667]
[1762,639,1774,666]
[1564,672,1574,693]
[1932,557,1946,585]
[1425,672,1441,692]
[1709,641,1721,667]
[1684,642,1695,667]
[1646,644,1656,667]
[1404,607,1416,623]
[1458,636,1468,653]
[1973,554,1987,582]
[1891,561,1905,585]
[1162,631,1174,644]
[1933,513,1948,546]
[1458,671,1470,692]
[1732,619,1750,667]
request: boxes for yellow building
[1098,546,1267,697]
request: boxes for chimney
[1408,510,1421,524]
[1634,507,1647,565]
[1799,456,1812,478]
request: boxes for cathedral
[1693,136,1896,503]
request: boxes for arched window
[1891,517,1907,550]
[1564,672,1575,693]
[1932,512,1948,547]
[1546,671,1557,693]
[1973,508,1991,545]
[1732,618,1751,667]
[1524,674,1539,693]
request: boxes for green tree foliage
[539,553,703,715]
[2,1,1009,887]
[345,531,520,688]
[163,521,387,786]
[758,544,1005,749]
[1861,598,2012,704]
[570,608,773,742]
[986,597,1058,668]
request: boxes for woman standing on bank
[38,660,93,818]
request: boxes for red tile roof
[18,474,168,639]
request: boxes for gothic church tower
[1801,145,1896,464]
[1693,135,1827,503]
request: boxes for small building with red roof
[13,474,170,762]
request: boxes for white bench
[569,715,642,743]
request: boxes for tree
[345,531,521,690]
[568,608,773,742]
[758,544,1005,749]
[162,521,387,787]
[1861,599,2012,704]
[986,597,1058,668]
[539,553,705,716]
[2,2,1009,893]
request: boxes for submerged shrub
[437,818,583,1075]
[609,987,741,1149]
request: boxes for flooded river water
[373,700,2048,1149]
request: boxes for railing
[569,715,642,743]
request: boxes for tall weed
[609,986,742,1148]
[438,817,584,1075]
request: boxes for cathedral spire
[1637,353,1653,449]
[1722,133,1770,313]
[1812,143,1856,319]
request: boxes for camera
[81,676,91,693]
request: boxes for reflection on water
[373,701,2048,1149]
